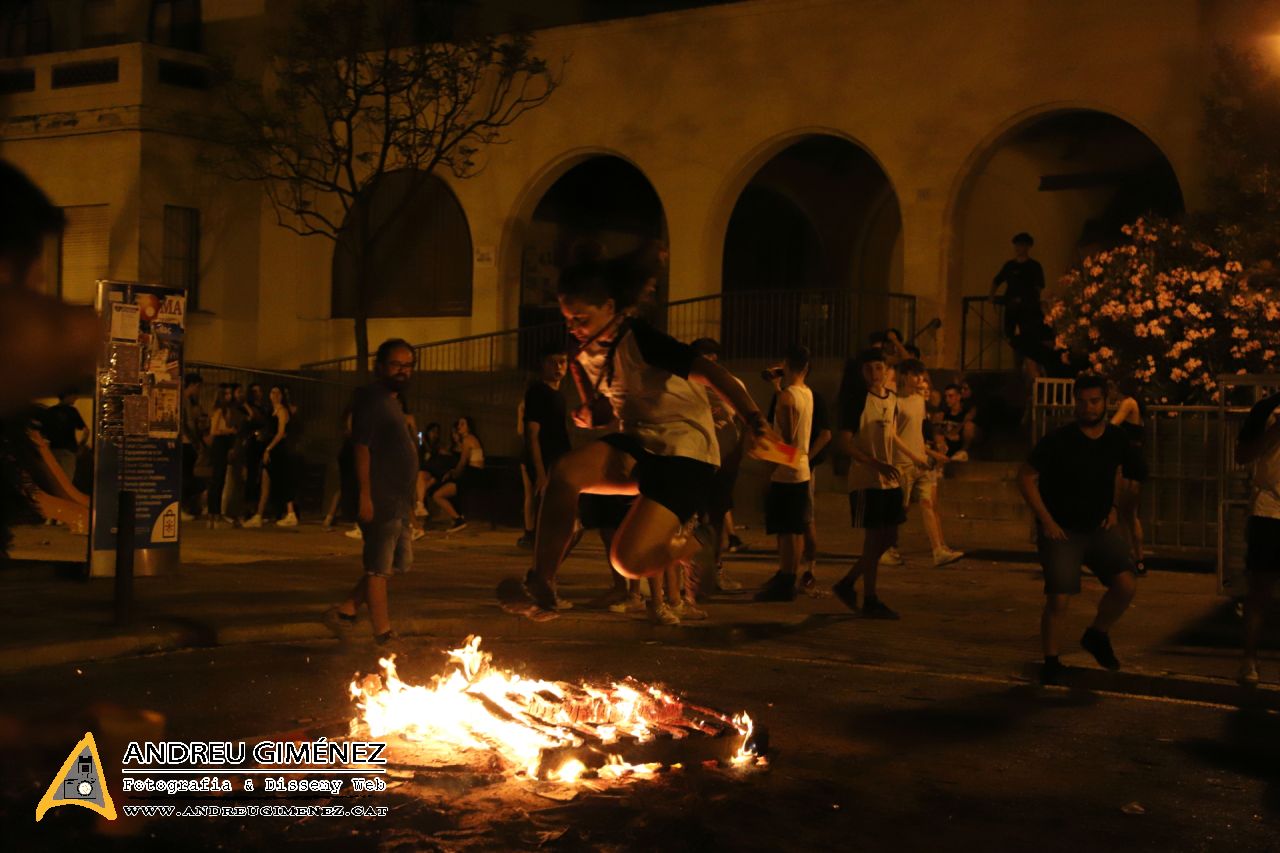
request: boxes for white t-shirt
[771,384,812,484]
[845,389,898,491]
[1245,397,1280,520]
[575,318,720,466]
[893,393,928,469]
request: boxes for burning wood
[348,636,765,782]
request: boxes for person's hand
[1102,506,1119,530]
[572,404,594,429]
[536,472,549,495]
[1040,517,1068,541]
[358,494,374,524]
[262,450,271,465]
[874,461,900,483]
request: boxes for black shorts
[1122,448,1149,483]
[705,462,739,517]
[579,494,635,531]
[766,481,813,535]
[848,488,906,530]
[600,433,717,524]
[1036,526,1133,595]
[1246,515,1280,574]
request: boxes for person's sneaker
[414,501,429,518]
[726,533,745,553]
[878,547,904,567]
[1080,627,1121,671]
[798,570,828,598]
[587,587,631,609]
[607,594,645,614]
[180,510,197,522]
[831,579,858,612]
[674,599,708,621]
[1040,656,1066,685]
[932,547,964,567]
[321,606,357,640]
[373,630,404,651]
[754,571,798,602]
[950,450,970,462]
[714,564,743,591]
[649,602,681,626]
[243,514,264,528]
[524,570,573,610]
[1238,658,1260,686]
[411,527,425,542]
[516,531,535,549]
[448,517,469,533]
[862,597,900,620]
[344,525,363,540]
[277,512,298,528]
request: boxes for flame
[348,635,760,782]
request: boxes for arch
[943,104,1185,369]
[331,170,473,318]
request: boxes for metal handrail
[960,295,1017,373]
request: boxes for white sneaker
[714,566,743,591]
[608,594,644,614]
[180,510,196,522]
[879,547,904,566]
[344,526,363,540]
[411,527,425,541]
[277,512,298,527]
[243,514,264,528]
[649,602,681,626]
[1238,658,1260,686]
[933,547,965,567]
[674,599,708,621]
[950,451,970,462]
[414,502,428,518]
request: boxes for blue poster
[89,282,186,577]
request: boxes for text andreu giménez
[121,738,387,766]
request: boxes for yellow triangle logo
[35,732,117,822]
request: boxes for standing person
[1235,390,1280,686]
[324,339,420,647]
[831,348,903,619]
[990,232,1046,350]
[1017,374,1140,679]
[245,385,298,527]
[242,383,270,517]
[430,416,484,532]
[207,383,240,526]
[180,372,208,520]
[756,345,814,602]
[1110,379,1148,576]
[519,344,571,547]
[38,389,87,482]
[891,360,964,567]
[508,258,775,619]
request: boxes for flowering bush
[1047,217,1280,404]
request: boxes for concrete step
[937,494,1031,522]
[936,476,1024,504]
[942,461,1020,482]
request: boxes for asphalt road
[3,630,1278,852]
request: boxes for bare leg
[839,526,897,599]
[338,576,368,617]
[520,466,535,532]
[1117,481,1143,565]
[367,576,390,635]
[256,469,272,517]
[919,497,947,552]
[610,497,697,580]
[664,562,682,607]
[1091,571,1136,632]
[533,442,637,585]
[323,489,340,526]
[433,483,460,520]
[779,533,802,577]
[1041,593,1071,657]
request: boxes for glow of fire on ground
[348,635,763,782]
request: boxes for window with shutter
[59,205,110,305]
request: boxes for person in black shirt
[991,232,1046,348]
[39,389,87,482]
[1018,374,1140,679]
[519,344,570,547]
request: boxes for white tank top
[771,384,812,484]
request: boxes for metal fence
[300,288,918,374]
[1029,377,1280,571]
[961,296,1018,373]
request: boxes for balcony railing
[960,296,1018,373]
[301,288,918,374]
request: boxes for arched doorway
[721,135,903,359]
[952,109,1184,370]
[520,156,667,330]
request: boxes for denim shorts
[1036,526,1133,595]
[359,515,414,578]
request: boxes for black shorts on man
[766,481,812,534]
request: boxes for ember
[348,636,764,781]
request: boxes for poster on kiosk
[88,281,186,577]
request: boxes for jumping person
[756,345,815,602]
[832,348,904,619]
[1018,374,1140,680]
[324,339,420,647]
[509,256,776,619]
[1235,389,1280,686]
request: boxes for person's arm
[689,356,769,436]
[810,428,832,461]
[1017,462,1067,540]
[1109,398,1134,428]
[991,262,1008,295]
[1102,464,1122,530]
[837,427,900,482]
[1236,396,1280,465]
[447,437,472,478]
[892,433,930,468]
[263,410,288,457]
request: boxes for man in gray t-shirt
[324,339,419,647]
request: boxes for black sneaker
[449,517,469,533]
[524,572,560,614]
[516,531,534,549]
[861,597,900,620]
[754,571,797,602]
[831,579,858,612]
[1080,628,1120,670]
[1040,657,1066,684]
[726,534,745,553]
[321,606,357,640]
